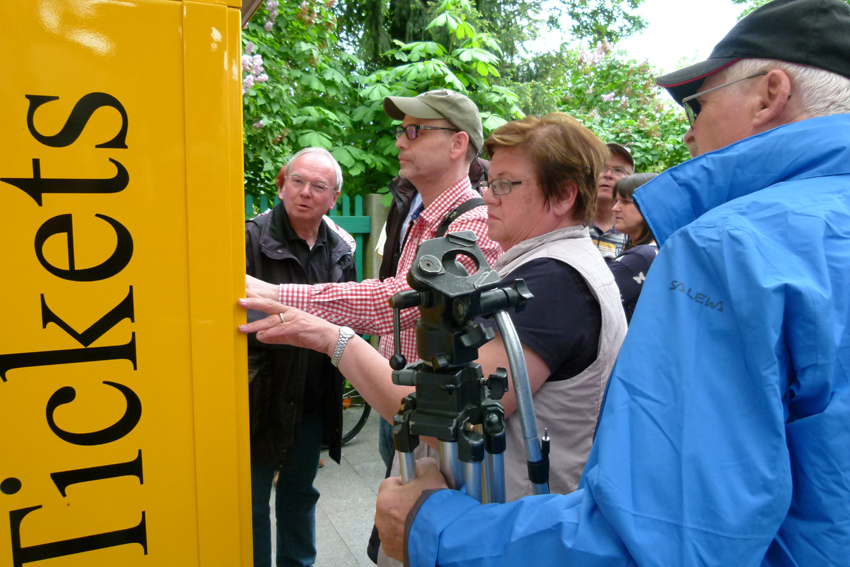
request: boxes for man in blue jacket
[373,1,850,565]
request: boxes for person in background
[246,148,356,567]
[589,142,634,261]
[609,172,659,323]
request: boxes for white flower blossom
[601,92,616,103]
[253,120,264,129]
[244,42,255,55]
[264,21,274,32]
[256,74,269,83]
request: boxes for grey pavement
[270,409,386,567]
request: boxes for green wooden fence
[245,194,370,281]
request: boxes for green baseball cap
[384,89,484,153]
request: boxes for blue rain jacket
[405,114,850,567]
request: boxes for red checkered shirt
[279,177,503,363]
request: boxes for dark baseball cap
[656,0,850,105]
[384,89,484,152]
[607,143,634,169]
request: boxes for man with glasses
[373,1,850,566]
[590,142,634,262]
[245,147,357,567]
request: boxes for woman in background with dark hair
[610,172,658,323]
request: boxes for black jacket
[378,157,489,280]
[245,204,357,468]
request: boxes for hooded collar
[635,114,850,245]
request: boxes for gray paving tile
[318,410,383,567]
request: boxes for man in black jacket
[245,147,356,567]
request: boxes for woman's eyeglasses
[481,178,524,196]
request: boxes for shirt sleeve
[279,206,501,338]
[405,223,792,567]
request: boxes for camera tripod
[389,231,550,503]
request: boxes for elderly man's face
[279,153,339,229]
[686,72,761,156]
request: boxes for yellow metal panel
[0,1,250,565]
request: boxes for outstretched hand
[238,297,338,356]
[375,458,449,561]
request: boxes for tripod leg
[398,450,416,484]
[464,461,483,503]
[394,397,419,484]
[484,453,505,504]
[438,441,463,491]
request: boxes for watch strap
[331,327,355,367]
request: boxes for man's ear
[753,69,794,127]
[550,180,577,217]
[449,131,470,160]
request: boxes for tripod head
[389,230,532,371]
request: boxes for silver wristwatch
[331,326,355,367]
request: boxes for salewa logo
[669,280,724,312]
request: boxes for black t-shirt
[609,244,658,323]
[489,258,601,381]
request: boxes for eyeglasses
[286,174,334,195]
[681,71,768,127]
[395,124,460,141]
[481,178,525,196]
[601,166,630,177]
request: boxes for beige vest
[494,226,627,499]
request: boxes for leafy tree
[335,0,541,68]
[242,0,524,201]
[509,42,690,173]
[334,0,648,70]
[241,0,364,199]
[556,0,647,45]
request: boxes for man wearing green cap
[374,1,850,566]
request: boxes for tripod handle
[389,290,421,370]
[493,310,549,495]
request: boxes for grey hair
[287,147,344,193]
[723,58,850,117]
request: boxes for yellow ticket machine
[0,1,251,565]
